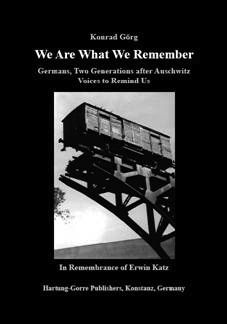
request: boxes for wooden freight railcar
[60,102,173,170]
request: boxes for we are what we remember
[34,49,194,60]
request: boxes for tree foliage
[54,187,71,222]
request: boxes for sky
[54,92,175,249]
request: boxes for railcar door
[123,120,142,147]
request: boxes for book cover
[30,31,200,297]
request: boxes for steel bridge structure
[59,143,175,259]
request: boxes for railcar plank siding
[141,128,151,151]
[123,120,134,144]
[161,136,172,159]
[86,106,98,132]
[61,102,173,170]
[150,134,162,155]
[86,105,97,115]
[100,115,111,136]
[111,117,122,140]
[132,124,141,146]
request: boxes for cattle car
[60,102,173,170]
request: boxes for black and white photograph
[28,30,200,297]
[54,92,175,259]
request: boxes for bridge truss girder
[59,149,175,259]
